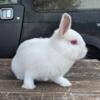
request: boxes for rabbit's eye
[70,40,77,45]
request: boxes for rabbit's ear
[59,13,72,35]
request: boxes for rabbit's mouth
[79,47,88,59]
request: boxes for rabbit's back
[11,38,50,79]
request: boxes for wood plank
[0,80,100,99]
[0,80,100,93]
[67,59,100,80]
[0,59,100,100]
[0,59,100,81]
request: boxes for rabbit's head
[51,13,87,61]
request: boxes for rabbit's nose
[85,46,88,54]
[84,46,88,57]
[79,46,88,59]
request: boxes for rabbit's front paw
[54,77,72,87]
[22,84,36,89]
[22,72,36,89]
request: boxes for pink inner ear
[70,40,78,45]
[62,21,69,35]
[59,15,71,35]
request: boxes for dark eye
[70,40,78,45]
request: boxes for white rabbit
[11,13,87,89]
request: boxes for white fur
[11,13,87,89]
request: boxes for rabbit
[11,13,87,89]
